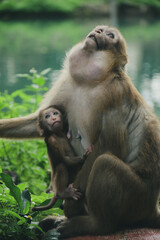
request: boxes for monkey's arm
[0,72,71,139]
[0,112,39,138]
[63,156,85,165]
[63,145,92,165]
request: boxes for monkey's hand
[83,144,94,160]
[68,183,82,200]
[58,184,82,200]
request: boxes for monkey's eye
[53,111,59,115]
[45,114,50,119]
[106,33,114,39]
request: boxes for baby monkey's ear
[37,123,44,136]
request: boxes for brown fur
[0,26,160,237]
[32,106,84,212]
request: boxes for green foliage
[0,0,160,14]
[0,169,63,240]
[0,0,93,13]
[118,0,160,8]
[0,68,50,194]
[43,229,60,240]
[0,69,64,238]
[1,173,25,213]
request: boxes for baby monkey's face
[43,107,62,132]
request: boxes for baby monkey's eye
[106,33,114,39]
[45,114,50,119]
[53,111,59,115]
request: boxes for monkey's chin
[83,38,97,51]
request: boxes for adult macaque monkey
[1,25,160,237]
[32,105,85,212]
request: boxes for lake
[0,17,160,116]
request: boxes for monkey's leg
[0,112,39,138]
[58,153,156,238]
[37,215,66,236]
[63,198,86,218]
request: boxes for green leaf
[43,229,60,240]
[0,173,23,213]
[41,68,51,76]
[53,199,63,208]
[17,217,27,225]
[11,90,30,100]
[18,182,28,191]
[5,210,23,220]
[23,200,30,215]
[51,208,64,216]
[30,223,45,234]
[21,189,31,214]
[16,73,32,80]
[33,77,45,86]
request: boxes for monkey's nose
[95,30,101,34]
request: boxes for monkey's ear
[37,123,44,136]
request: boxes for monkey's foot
[38,215,66,234]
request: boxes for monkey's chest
[67,87,102,153]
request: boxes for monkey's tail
[0,112,39,139]
[32,196,58,212]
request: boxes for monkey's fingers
[73,187,80,192]
[68,183,73,187]
[83,144,94,158]
[89,144,94,152]
[84,148,90,155]
[68,184,82,199]
[72,191,82,200]
[67,130,72,140]
[82,149,90,160]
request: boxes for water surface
[0,17,160,116]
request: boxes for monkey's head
[68,25,128,85]
[84,25,127,56]
[38,105,68,137]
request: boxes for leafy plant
[0,69,64,239]
[0,170,43,240]
[0,68,51,194]
[0,169,63,240]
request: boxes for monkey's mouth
[52,121,61,128]
[88,34,99,49]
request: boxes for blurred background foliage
[0,0,160,16]
[0,0,90,13]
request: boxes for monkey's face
[83,25,125,52]
[43,108,63,133]
[68,25,127,85]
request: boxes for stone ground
[68,228,160,240]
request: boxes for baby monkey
[32,105,86,212]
